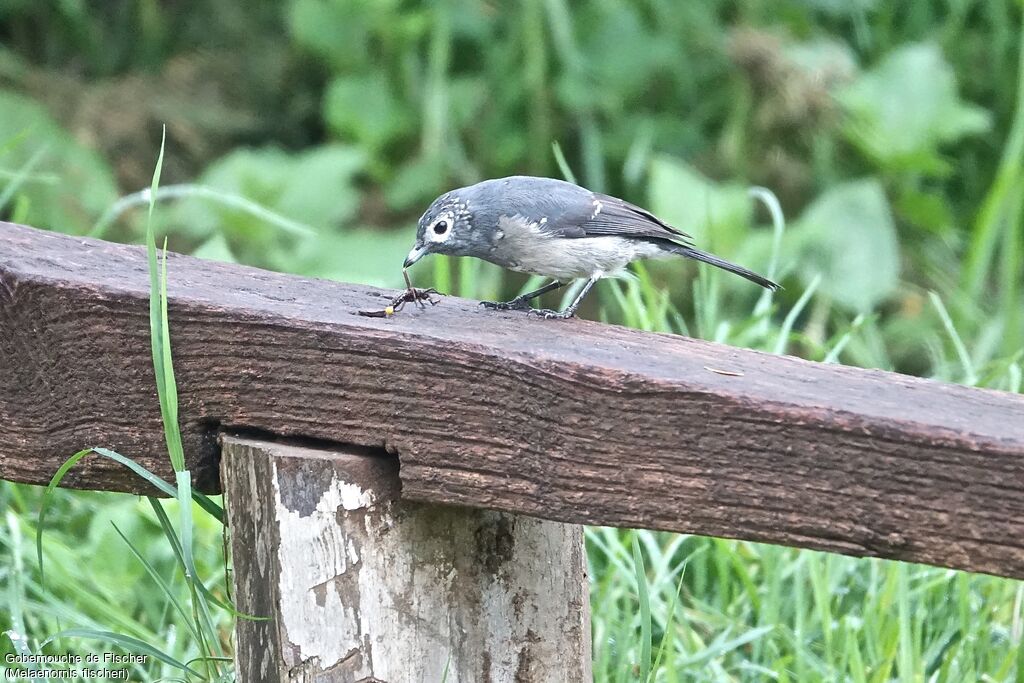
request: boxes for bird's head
[404,191,486,268]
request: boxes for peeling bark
[222,436,591,682]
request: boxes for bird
[403,175,779,319]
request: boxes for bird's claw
[479,299,574,318]
[529,308,575,319]
[480,298,531,311]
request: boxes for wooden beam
[222,436,590,682]
[2,223,1024,578]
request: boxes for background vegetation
[1,1,1022,680]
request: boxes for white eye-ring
[427,211,455,243]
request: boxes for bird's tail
[670,245,780,291]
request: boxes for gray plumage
[404,176,779,318]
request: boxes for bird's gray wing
[540,191,694,246]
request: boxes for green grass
[590,531,1023,682]
[2,484,230,680]
[4,129,238,681]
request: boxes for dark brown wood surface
[3,222,1024,578]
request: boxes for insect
[358,269,439,318]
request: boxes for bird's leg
[480,280,566,311]
[531,276,598,319]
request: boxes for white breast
[488,215,665,280]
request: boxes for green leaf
[172,145,364,242]
[792,179,900,312]
[290,226,417,289]
[383,155,448,211]
[647,156,752,252]
[288,0,406,69]
[191,233,237,264]
[324,74,413,154]
[838,43,990,174]
[0,92,118,233]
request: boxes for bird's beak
[404,243,428,269]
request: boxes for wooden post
[221,436,591,682]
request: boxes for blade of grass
[823,313,867,364]
[77,447,221,516]
[0,127,32,158]
[3,630,34,659]
[109,522,201,643]
[35,445,224,615]
[648,556,689,681]
[928,291,978,385]
[896,563,915,683]
[158,241,185,471]
[0,147,47,211]
[632,533,653,682]
[42,629,202,676]
[964,16,1024,298]
[6,511,41,672]
[149,495,219,680]
[807,553,835,667]
[552,140,578,184]
[678,625,775,668]
[774,274,821,355]
[36,448,92,585]
[143,128,184,472]
[0,167,59,184]
[998,175,1023,355]
[147,493,260,621]
[90,183,317,239]
[749,186,786,324]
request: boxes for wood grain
[222,436,590,682]
[3,223,1024,578]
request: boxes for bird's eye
[433,220,449,235]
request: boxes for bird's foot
[480,297,532,311]
[528,308,575,320]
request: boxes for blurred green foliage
[2,1,1023,680]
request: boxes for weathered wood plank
[222,436,590,683]
[2,223,1024,578]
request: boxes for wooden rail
[2,222,1024,580]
